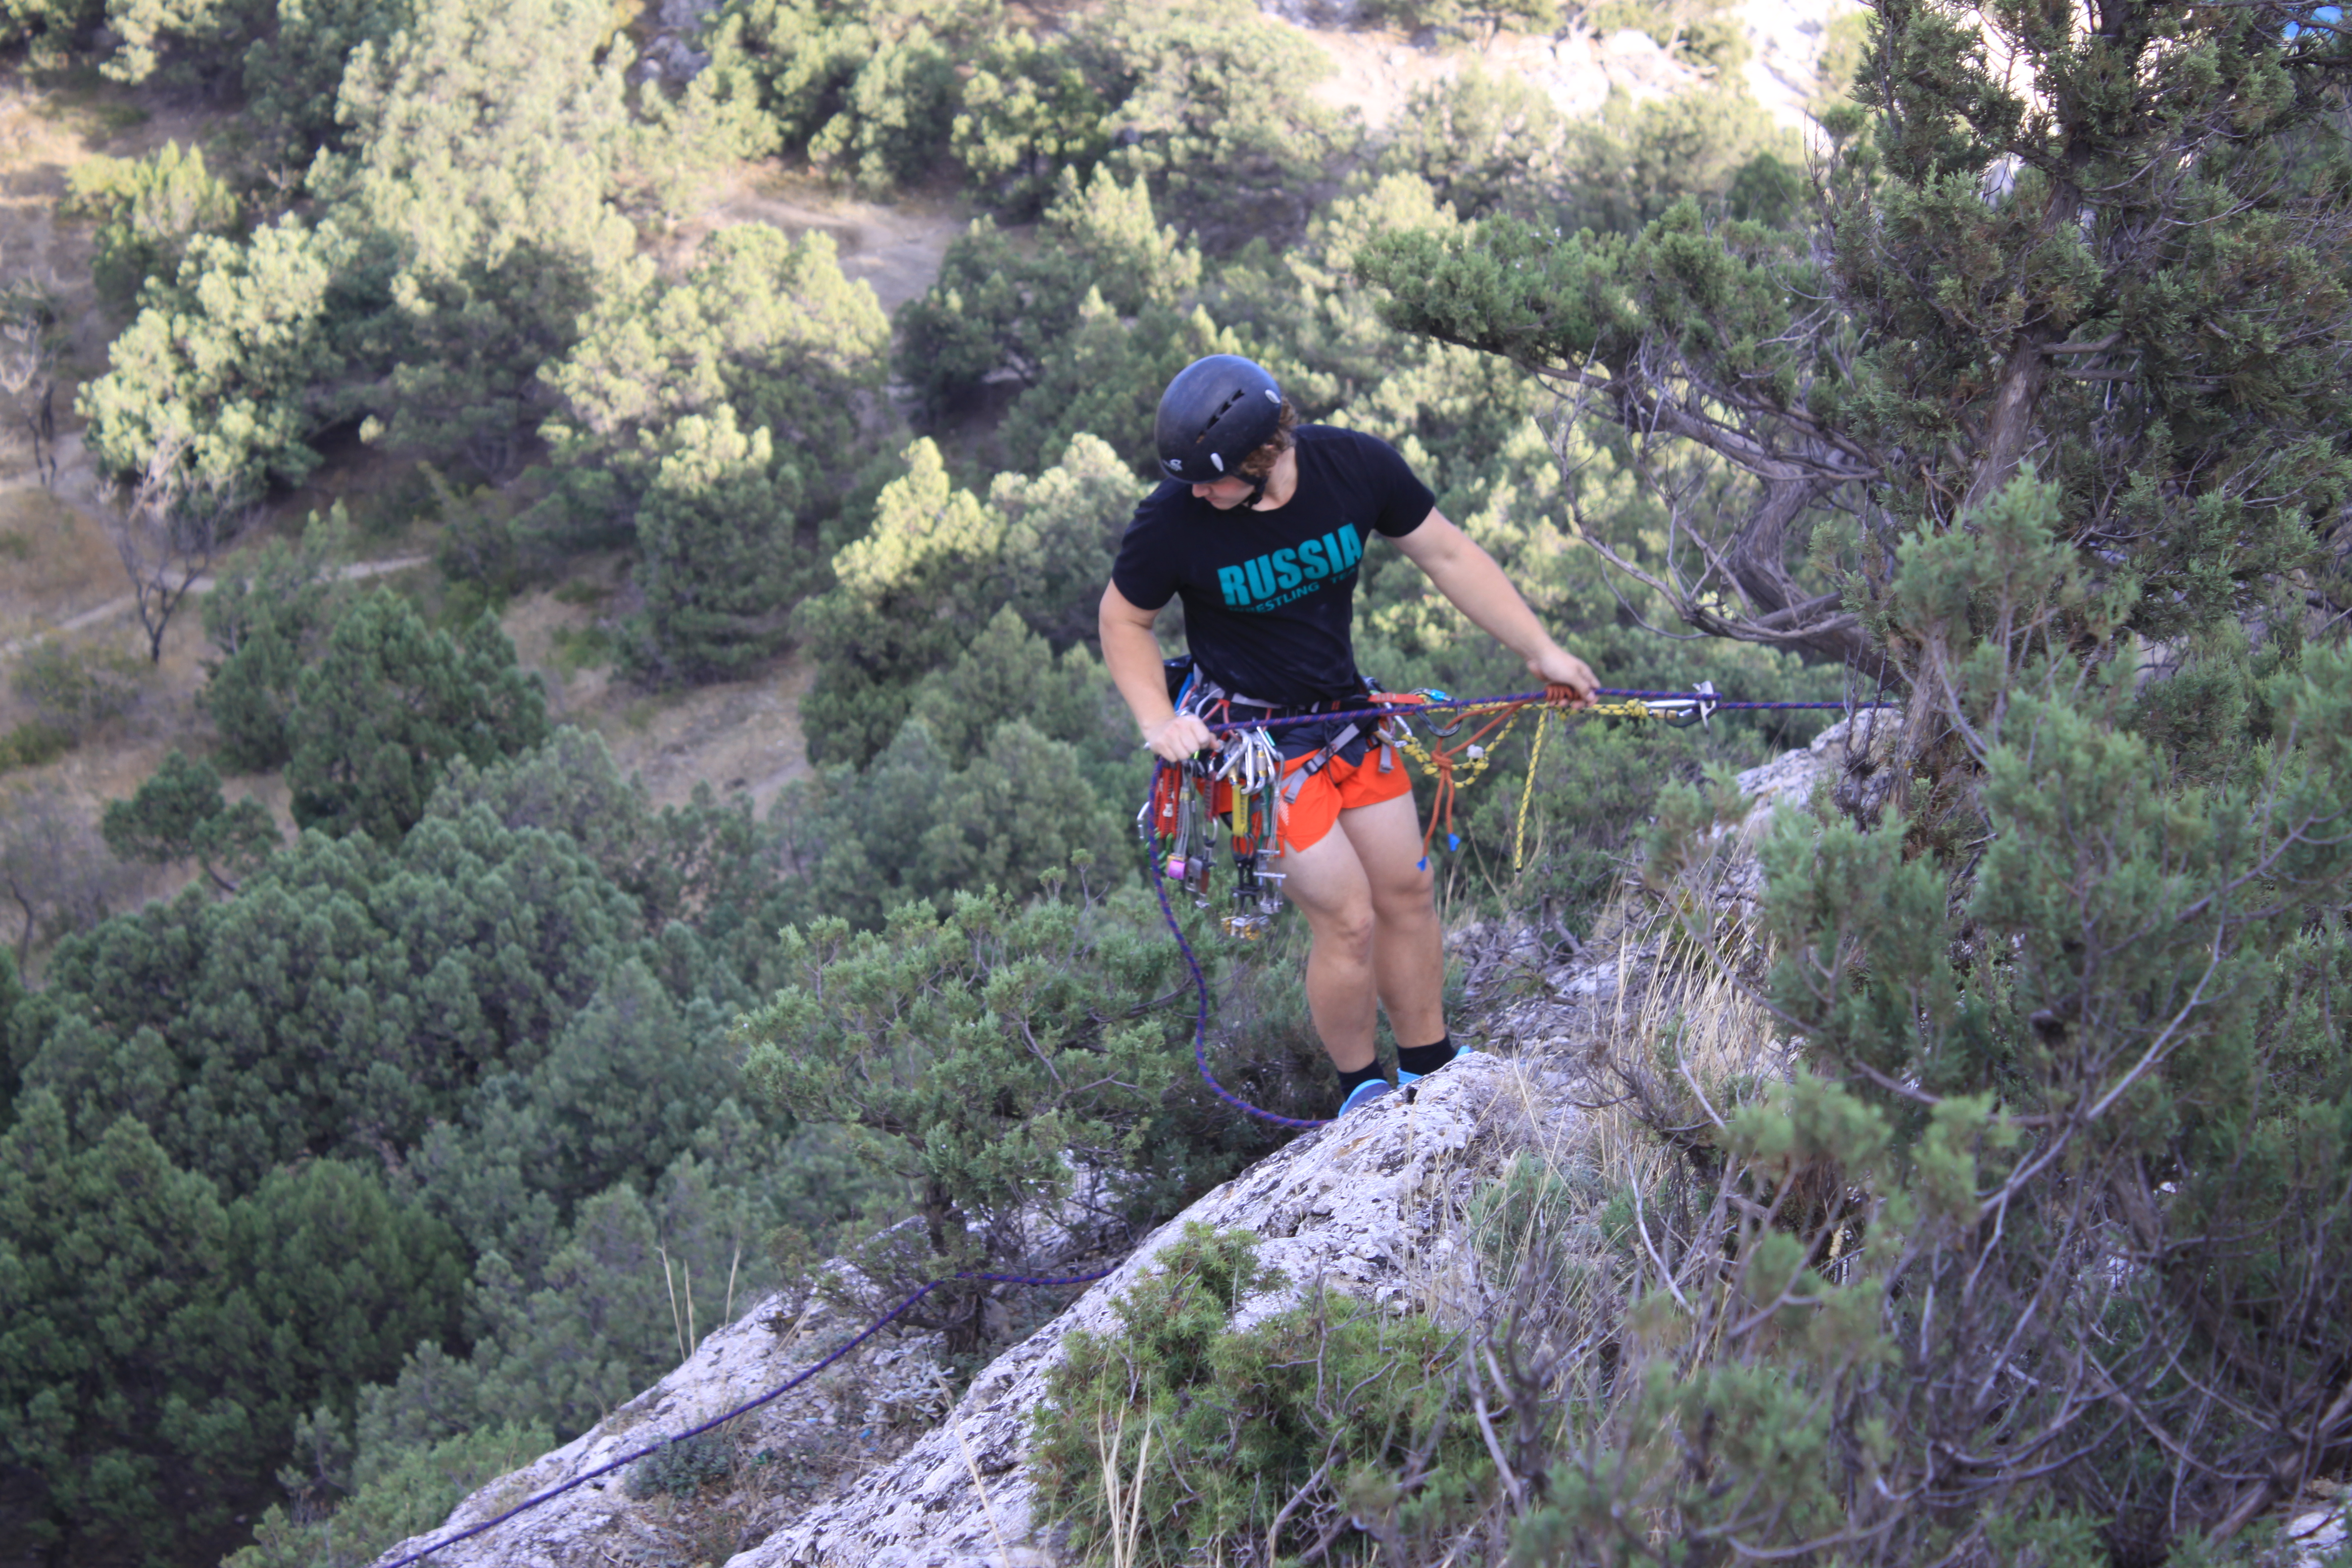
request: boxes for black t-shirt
[1111,425,1436,706]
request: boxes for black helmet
[1155,355,1284,489]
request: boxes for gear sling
[1139,656,1403,940]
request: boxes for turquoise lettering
[1271,547,1302,590]
[1298,538,1329,578]
[1243,556,1277,601]
[1218,565,1249,605]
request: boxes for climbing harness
[1150,682,1890,1129]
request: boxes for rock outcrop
[372,1043,1601,1568]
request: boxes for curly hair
[1236,397,1299,482]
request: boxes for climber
[1100,354,1598,1118]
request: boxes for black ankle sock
[1336,1062,1388,1098]
[1397,1036,1456,1076]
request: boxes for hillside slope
[367,731,1852,1568]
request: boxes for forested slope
[1,0,2346,1563]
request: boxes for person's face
[1190,474,1258,509]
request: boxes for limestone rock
[739,1051,1558,1568]
[367,1289,950,1568]
[376,1053,1576,1568]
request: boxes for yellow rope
[1514,707,1549,874]
[1389,696,1660,873]
[1392,706,1523,789]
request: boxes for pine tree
[1359,0,2352,682]
[284,589,549,843]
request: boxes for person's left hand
[1527,643,1598,708]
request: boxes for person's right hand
[1142,711,1220,761]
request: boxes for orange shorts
[1278,743,1414,854]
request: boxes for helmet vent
[1199,391,1250,437]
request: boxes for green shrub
[224,1421,552,1568]
[625,1432,735,1499]
[64,140,240,305]
[0,720,74,773]
[7,639,144,734]
[1033,1225,1500,1565]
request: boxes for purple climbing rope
[1147,804,1332,1130]
[375,1265,1117,1568]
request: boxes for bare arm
[1099,580,1220,760]
[1389,510,1596,703]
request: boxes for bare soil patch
[501,579,817,816]
[663,162,972,318]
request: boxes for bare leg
[1336,791,1445,1047]
[1277,825,1379,1072]
[1277,791,1444,1072]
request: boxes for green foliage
[995,296,1248,481]
[737,884,1289,1349]
[0,1096,463,1558]
[696,0,1350,234]
[625,1432,734,1499]
[1528,478,2352,1563]
[534,224,887,657]
[1065,0,1350,246]
[1358,0,1561,41]
[1584,0,1750,74]
[100,749,279,890]
[322,0,637,475]
[0,720,73,773]
[78,217,361,498]
[65,140,240,305]
[687,0,1003,192]
[240,0,417,166]
[24,820,630,1187]
[795,439,1011,764]
[78,0,648,498]
[624,409,808,683]
[1376,66,1574,222]
[894,166,1204,423]
[284,589,549,842]
[8,638,145,735]
[543,226,889,494]
[1033,1225,1500,1564]
[949,32,1115,213]
[224,1421,550,1568]
[419,725,792,959]
[1362,0,2352,671]
[200,513,354,773]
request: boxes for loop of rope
[1514,706,1551,875]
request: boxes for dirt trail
[0,552,432,661]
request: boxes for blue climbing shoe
[1338,1078,1394,1117]
[1397,1043,1478,1091]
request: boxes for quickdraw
[1141,704,1289,941]
[1140,679,1734,935]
